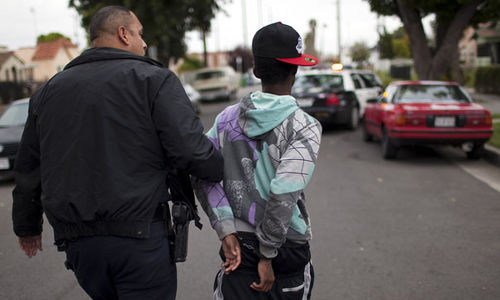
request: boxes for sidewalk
[465,88,500,115]
[464,88,500,156]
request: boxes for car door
[350,73,371,117]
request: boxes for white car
[293,67,382,128]
[183,83,201,114]
[190,66,239,101]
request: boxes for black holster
[171,202,190,262]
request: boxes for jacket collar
[64,47,163,70]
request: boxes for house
[24,38,81,82]
[0,51,25,82]
[459,26,477,68]
[475,21,500,66]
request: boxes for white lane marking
[454,159,500,193]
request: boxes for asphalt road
[1,86,500,299]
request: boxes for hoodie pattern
[194,92,321,258]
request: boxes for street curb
[485,144,500,156]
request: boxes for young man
[194,22,322,299]
[12,6,223,299]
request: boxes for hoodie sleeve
[192,113,236,240]
[256,115,322,258]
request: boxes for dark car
[0,98,29,178]
[292,68,382,129]
[363,81,493,159]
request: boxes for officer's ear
[118,26,131,46]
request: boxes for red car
[363,81,493,159]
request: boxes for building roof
[32,39,77,60]
[0,51,17,68]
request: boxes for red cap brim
[276,53,319,66]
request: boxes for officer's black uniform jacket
[12,47,223,242]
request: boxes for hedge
[475,65,500,94]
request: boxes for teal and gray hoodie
[194,91,322,258]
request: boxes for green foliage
[69,0,224,65]
[462,67,476,88]
[375,70,393,87]
[378,29,394,59]
[349,42,371,64]
[178,55,204,73]
[392,35,411,58]
[37,32,71,43]
[475,66,500,94]
[378,26,411,59]
[488,122,500,149]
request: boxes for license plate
[297,98,314,107]
[0,158,10,170]
[434,116,455,127]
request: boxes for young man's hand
[221,234,241,274]
[250,258,275,292]
[18,235,43,258]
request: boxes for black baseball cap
[252,22,319,66]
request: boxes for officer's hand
[250,258,275,292]
[18,235,43,258]
[221,234,241,274]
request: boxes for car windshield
[293,74,343,92]
[0,102,29,128]
[394,85,470,103]
[195,71,225,80]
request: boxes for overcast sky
[0,0,422,57]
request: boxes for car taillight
[395,114,405,125]
[326,94,339,106]
[485,115,492,126]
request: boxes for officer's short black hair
[89,6,132,41]
[253,56,298,85]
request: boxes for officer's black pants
[64,222,176,300]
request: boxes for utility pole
[257,0,263,28]
[242,0,249,49]
[337,0,341,61]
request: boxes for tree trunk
[202,30,208,67]
[396,0,432,79]
[428,0,481,80]
[396,0,481,80]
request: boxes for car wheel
[465,143,484,160]
[362,119,373,142]
[347,106,359,130]
[381,129,397,159]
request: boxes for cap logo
[296,37,303,54]
[305,57,317,63]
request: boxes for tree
[378,29,395,59]
[186,0,223,67]
[178,55,204,73]
[37,32,71,44]
[69,0,224,66]
[227,46,253,73]
[350,42,371,67]
[365,0,500,80]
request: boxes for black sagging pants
[64,222,176,300]
[214,232,314,300]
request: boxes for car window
[359,73,381,88]
[195,71,225,80]
[384,85,398,102]
[293,74,343,90]
[394,85,471,103]
[0,102,29,127]
[350,74,363,89]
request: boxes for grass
[491,113,500,119]
[488,122,500,149]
